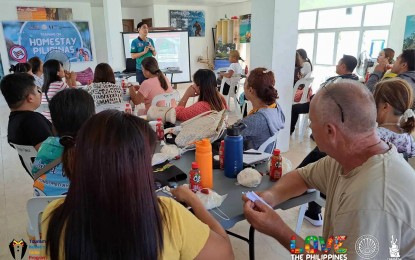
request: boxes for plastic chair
[27,195,66,240]
[295,192,326,234]
[292,77,314,134]
[95,103,125,113]
[9,143,37,178]
[151,91,180,107]
[257,132,278,153]
[220,74,242,113]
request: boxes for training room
[1,0,415,259]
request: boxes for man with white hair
[244,80,415,258]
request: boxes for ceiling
[4,0,249,8]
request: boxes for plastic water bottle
[269,149,282,181]
[244,65,249,75]
[124,103,132,114]
[224,122,246,178]
[189,162,202,191]
[195,138,213,189]
[156,118,164,141]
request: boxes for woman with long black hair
[41,110,234,260]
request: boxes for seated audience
[29,57,44,87]
[297,48,313,76]
[218,50,243,95]
[243,80,415,258]
[299,78,415,227]
[240,68,285,153]
[0,73,52,175]
[32,89,95,196]
[41,59,77,121]
[176,69,227,121]
[291,55,358,134]
[367,49,415,94]
[9,62,32,74]
[86,63,122,106]
[41,110,234,260]
[129,56,173,111]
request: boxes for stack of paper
[242,149,272,165]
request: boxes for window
[298,2,393,66]
[361,30,389,58]
[317,6,363,29]
[364,3,394,26]
[297,33,314,60]
[298,11,316,30]
[316,33,335,65]
[336,31,360,62]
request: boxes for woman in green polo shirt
[131,22,157,84]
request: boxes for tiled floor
[0,84,321,260]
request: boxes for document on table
[243,149,272,165]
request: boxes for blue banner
[2,21,93,64]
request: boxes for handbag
[175,110,228,148]
[147,106,176,123]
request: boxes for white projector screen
[122,31,191,83]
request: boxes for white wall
[91,7,108,63]
[153,4,217,78]
[388,0,415,53]
[122,6,154,24]
[0,1,97,73]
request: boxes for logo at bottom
[355,235,379,259]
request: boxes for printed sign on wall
[239,14,251,43]
[169,10,205,37]
[17,6,73,21]
[403,15,415,49]
[2,21,93,64]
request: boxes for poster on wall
[403,15,415,49]
[169,10,205,37]
[2,21,93,65]
[17,7,73,21]
[239,14,251,43]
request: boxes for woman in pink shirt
[129,57,173,110]
[176,69,227,121]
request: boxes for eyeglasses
[36,87,42,94]
[322,85,344,123]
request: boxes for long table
[163,149,320,260]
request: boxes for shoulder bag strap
[33,157,62,181]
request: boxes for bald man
[243,80,415,258]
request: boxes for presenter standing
[131,22,157,84]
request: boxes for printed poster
[239,14,251,43]
[17,6,73,21]
[403,15,415,49]
[2,21,93,65]
[169,10,205,37]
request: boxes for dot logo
[355,234,379,259]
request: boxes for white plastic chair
[220,74,242,113]
[292,77,314,134]
[27,195,66,240]
[151,91,180,107]
[95,102,125,113]
[257,132,278,153]
[295,191,326,234]
[9,143,37,177]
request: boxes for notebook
[243,149,272,165]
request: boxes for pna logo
[290,235,348,254]
[9,239,28,260]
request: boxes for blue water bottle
[224,122,247,178]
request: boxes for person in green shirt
[131,22,157,84]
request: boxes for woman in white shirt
[87,63,122,106]
[297,49,313,77]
